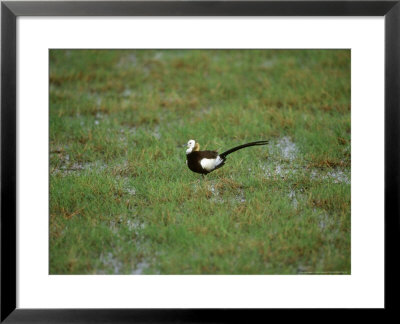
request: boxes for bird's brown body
[186,150,220,174]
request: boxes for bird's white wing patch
[200,158,217,172]
[200,156,224,171]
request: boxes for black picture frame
[1,1,399,322]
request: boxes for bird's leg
[201,174,205,180]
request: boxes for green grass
[49,49,351,274]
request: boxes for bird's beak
[182,143,187,148]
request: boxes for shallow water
[261,136,350,185]
[99,252,124,274]
[52,160,108,176]
[131,261,150,275]
[261,59,277,69]
[276,136,298,161]
[106,216,149,274]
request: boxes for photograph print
[49,49,350,274]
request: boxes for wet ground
[51,135,350,274]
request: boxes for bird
[185,139,268,177]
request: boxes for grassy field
[49,49,351,274]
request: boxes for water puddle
[261,163,297,179]
[122,88,133,98]
[205,181,246,204]
[288,189,299,209]
[208,183,225,204]
[113,172,137,195]
[261,137,299,179]
[235,188,246,203]
[99,251,151,275]
[51,160,108,176]
[118,126,137,146]
[195,105,213,118]
[288,188,308,209]
[310,168,350,184]
[116,53,137,69]
[261,59,277,69]
[152,125,161,140]
[131,261,150,275]
[127,219,145,234]
[153,52,163,61]
[124,187,136,196]
[99,252,124,274]
[109,216,145,236]
[276,136,298,161]
[325,170,350,184]
[262,136,350,185]
[104,216,151,274]
[313,208,339,232]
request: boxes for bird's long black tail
[219,140,269,160]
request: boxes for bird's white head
[186,139,196,154]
